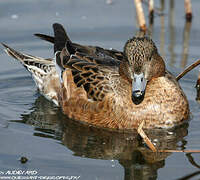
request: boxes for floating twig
[137,121,200,153]
[137,120,157,152]
[159,149,200,153]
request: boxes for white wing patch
[54,51,63,83]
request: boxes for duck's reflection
[18,95,189,180]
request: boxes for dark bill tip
[132,90,145,105]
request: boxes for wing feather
[57,50,120,101]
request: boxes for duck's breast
[115,76,189,129]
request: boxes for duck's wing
[57,45,120,101]
[34,23,124,61]
[49,23,121,101]
[32,23,121,102]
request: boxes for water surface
[0,0,200,179]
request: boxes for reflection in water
[120,156,164,180]
[15,95,189,180]
[13,95,64,140]
[159,0,165,59]
[148,0,154,25]
[195,74,200,102]
[177,171,200,180]
[148,22,154,38]
[168,0,176,66]
[167,1,192,69]
[186,153,200,169]
[181,21,192,68]
[143,0,192,70]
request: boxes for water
[0,0,200,179]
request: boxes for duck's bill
[132,73,147,105]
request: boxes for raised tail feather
[34,23,124,62]
[53,23,70,53]
[34,23,72,53]
[34,33,55,44]
[1,23,72,106]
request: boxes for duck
[2,23,189,129]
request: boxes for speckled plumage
[2,23,189,129]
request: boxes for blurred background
[0,0,200,179]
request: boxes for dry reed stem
[134,0,147,32]
[184,0,192,21]
[137,122,200,153]
[137,121,200,153]
[137,120,157,152]
[176,59,200,81]
[159,149,200,153]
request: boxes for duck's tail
[34,33,55,44]
[2,43,55,79]
[2,23,75,105]
[34,23,73,80]
[2,43,60,105]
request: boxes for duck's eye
[149,55,153,61]
[141,77,143,82]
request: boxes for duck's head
[120,37,165,105]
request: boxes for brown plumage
[2,23,189,129]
